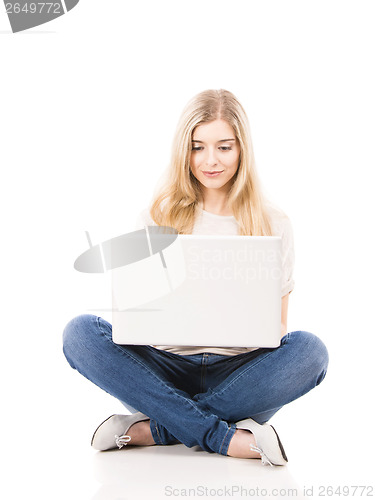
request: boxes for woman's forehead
[192,119,236,141]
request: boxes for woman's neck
[198,192,233,216]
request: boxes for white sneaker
[91,412,150,451]
[235,418,288,466]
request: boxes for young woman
[63,89,329,466]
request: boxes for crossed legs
[63,314,328,456]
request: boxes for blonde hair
[149,89,273,235]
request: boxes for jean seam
[153,422,163,445]
[201,354,208,393]
[218,425,231,455]
[219,424,236,456]
[199,346,286,405]
[96,316,113,340]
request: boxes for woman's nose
[205,148,218,166]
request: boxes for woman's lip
[202,170,224,177]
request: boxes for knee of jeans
[62,314,98,368]
[289,330,329,386]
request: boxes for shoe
[235,418,288,466]
[91,412,150,451]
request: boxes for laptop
[111,231,282,348]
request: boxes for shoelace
[250,444,274,466]
[115,434,132,449]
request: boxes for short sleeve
[280,216,295,296]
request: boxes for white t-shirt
[135,204,295,356]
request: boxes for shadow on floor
[92,443,304,499]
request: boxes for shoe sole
[270,425,288,462]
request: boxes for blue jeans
[62,314,328,456]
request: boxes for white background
[1,1,374,499]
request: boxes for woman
[63,89,329,466]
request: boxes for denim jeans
[62,314,329,456]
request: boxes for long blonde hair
[150,89,273,235]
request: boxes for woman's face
[190,119,241,194]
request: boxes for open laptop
[111,232,282,348]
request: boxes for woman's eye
[191,145,232,151]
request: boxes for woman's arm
[281,293,289,338]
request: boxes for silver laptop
[111,233,282,348]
